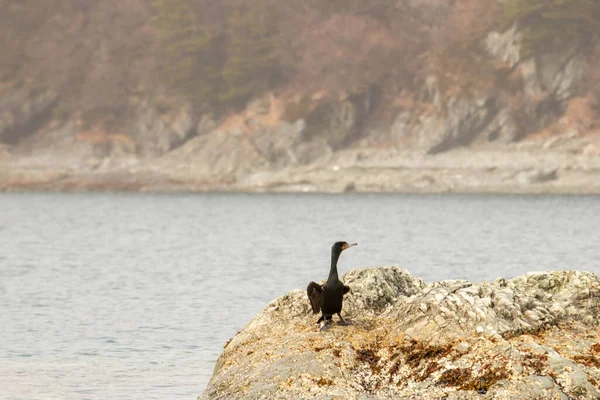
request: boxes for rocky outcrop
[156,89,380,180]
[126,100,195,157]
[395,24,586,155]
[200,267,600,399]
[417,95,500,154]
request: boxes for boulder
[517,168,559,185]
[200,267,600,399]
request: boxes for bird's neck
[328,249,342,281]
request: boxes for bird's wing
[306,281,323,314]
[343,285,351,295]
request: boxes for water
[1,192,599,399]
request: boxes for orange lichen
[355,348,382,374]
[399,340,454,369]
[573,354,600,368]
[316,377,334,386]
[522,353,549,375]
[388,359,402,378]
[417,361,440,382]
[438,362,510,394]
[438,368,472,387]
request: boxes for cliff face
[1,1,600,192]
[201,267,600,400]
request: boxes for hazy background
[1,1,600,193]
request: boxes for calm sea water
[1,192,599,399]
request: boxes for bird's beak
[342,243,358,250]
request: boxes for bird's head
[333,241,358,253]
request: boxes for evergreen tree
[151,0,220,109]
[504,0,600,56]
[219,1,280,109]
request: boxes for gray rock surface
[414,95,497,154]
[200,267,600,400]
[517,167,559,185]
[127,100,195,157]
[397,25,584,156]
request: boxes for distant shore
[3,143,600,195]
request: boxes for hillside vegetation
[1,0,600,154]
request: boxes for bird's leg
[319,320,329,331]
[337,313,350,325]
[316,315,324,325]
[319,315,332,331]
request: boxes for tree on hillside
[429,0,502,98]
[504,0,600,57]
[275,1,434,98]
[152,0,221,110]
[0,0,65,85]
[219,1,280,109]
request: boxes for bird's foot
[337,313,351,326]
[319,320,331,332]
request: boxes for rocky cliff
[200,267,600,399]
[1,1,600,192]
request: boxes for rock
[343,182,356,193]
[517,168,558,185]
[127,100,195,157]
[402,23,586,155]
[200,267,600,400]
[413,95,497,154]
[582,143,600,157]
[13,121,104,168]
[293,137,332,165]
[250,119,305,167]
[475,108,522,144]
[303,88,380,150]
[389,111,412,146]
[196,114,217,136]
[485,25,521,68]
[159,113,334,183]
[160,130,266,178]
[536,53,583,103]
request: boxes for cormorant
[307,241,357,331]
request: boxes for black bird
[307,241,357,330]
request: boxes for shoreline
[3,175,600,195]
[3,143,600,195]
[2,167,600,195]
